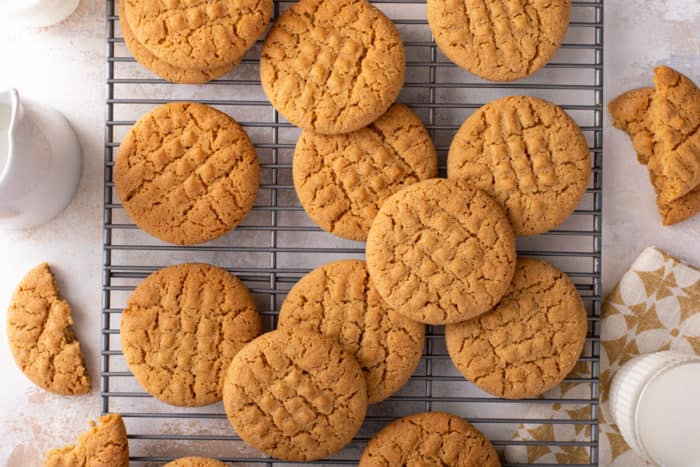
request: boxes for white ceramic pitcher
[0,89,82,229]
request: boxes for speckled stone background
[0,0,698,465]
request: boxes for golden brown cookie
[223,328,367,461]
[447,96,591,236]
[609,87,655,165]
[119,1,234,84]
[445,259,587,399]
[124,0,272,71]
[121,263,261,407]
[293,104,438,240]
[427,0,570,81]
[647,66,700,204]
[609,86,700,225]
[114,102,259,245]
[260,0,405,134]
[43,413,129,467]
[360,412,500,467]
[278,259,425,404]
[7,263,90,395]
[165,458,228,467]
[366,178,516,325]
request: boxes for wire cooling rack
[103,1,603,465]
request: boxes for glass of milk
[609,351,700,466]
[1,0,80,28]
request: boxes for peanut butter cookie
[445,259,587,399]
[7,263,90,395]
[609,86,700,225]
[293,104,437,240]
[360,412,500,467]
[165,458,228,467]
[278,259,425,403]
[223,328,367,461]
[114,102,259,245]
[609,88,655,164]
[366,178,516,325]
[43,414,128,467]
[124,0,272,70]
[447,96,591,236]
[260,0,405,134]
[121,263,261,407]
[647,66,700,204]
[427,0,570,81]
[119,1,235,84]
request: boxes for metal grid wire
[103,0,603,465]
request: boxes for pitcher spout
[0,88,22,143]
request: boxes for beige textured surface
[42,414,128,467]
[278,259,425,403]
[446,259,588,399]
[293,104,437,241]
[223,328,367,461]
[165,457,228,467]
[119,1,235,84]
[124,0,272,70]
[647,66,700,204]
[366,178,516,325]
[359,411,501,467]
[260,0,405,134]
[7,263,90,396]
[447,95,591,236]
[121,263,261,407]
[427,0,570,81]
[609,85,700,225]
[114,102,260,245]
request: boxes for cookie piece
[165,458,228,467]
[445,259,587,399]
[223,328,367,461]
[657,187,700,225]
[43,413,128,467]
[427,0,570,81]
[260,0,405,134]
[119,1,234,84]
[366,179,516,325]
[447,96,591,236]
[124,0,272,70]
[114,102,259,245]
[121,263,261,407]
[7,263,90,395]
[609,86,700,225]
[647,66,700,204]
[360,412,500,467]
[278,259,425,403]
[609,88,655,164]
[293,104,438,240]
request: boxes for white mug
[1,0,80,28]
[0,88,82,229]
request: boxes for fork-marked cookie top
[114,102,259,245]
[124,0,272,70]
[223,328,367,461]
[260,0,405,134]
[448,96,591,236]
[427,0,570,81]
[366,178,516,325]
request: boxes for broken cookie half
[43,413,129,467]
[609,66,700,226]
[7,262,90,395]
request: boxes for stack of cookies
[119,0,273,84]
[609,66,700,225]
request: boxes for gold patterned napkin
[505,246,700,465]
